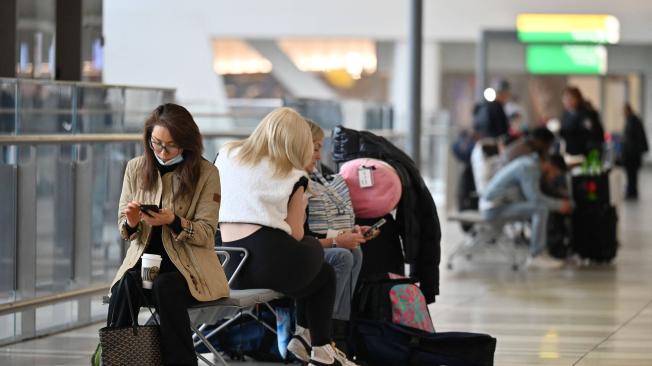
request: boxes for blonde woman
[216,107,358,366]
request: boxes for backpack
[194,301,295,362]
[547,212,572,259]
[352,319,496,366]
[353,273,434,333]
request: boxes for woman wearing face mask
[107,103,228,366]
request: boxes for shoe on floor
[526,253,564,269]
[309,343,359,366]
[287,331,311,362]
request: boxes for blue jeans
[482,202,549,256]
[323,247,363,320]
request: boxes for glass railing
[0,78,176,137]
[0,79,450,346]
[0,79,176,345]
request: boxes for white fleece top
[215,147,308,235]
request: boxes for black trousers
[224,226,336,346]
[107,268,198,366]
[625,163,640,198]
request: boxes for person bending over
[501,126,555,166]
[480,153,573,269]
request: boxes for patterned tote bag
[98,273,162,365]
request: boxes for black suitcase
[571,172,618,262]
[352,319,496,366]
[572,173,610,207]
[572,204,618,262]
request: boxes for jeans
[324,247,363,320]
[482,202,549,256]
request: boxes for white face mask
[155,153,184,166]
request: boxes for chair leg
[494,226,526,270]
[243,308,277,335]
[447,227,478,268]
[193,312,244,348]
[262,301,278,318]
[192,323,208,342]
[191,324,229,366]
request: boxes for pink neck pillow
[339,158,402,218]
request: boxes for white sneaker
[287,329,311,362]
[309,343,359,366]
[526,254,564,269]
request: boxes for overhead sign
[517,14,620,44]
[526,45,607,75]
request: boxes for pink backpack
[354,273,435,333]
[387,273,435,333]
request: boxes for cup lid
[141,253,162,260]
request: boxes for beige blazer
[111,156,229,302]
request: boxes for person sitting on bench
[108,103,229,366]
[480,153,573,269]
[215,107,359,366]
[288,119,379,358]
[501,126,555,166]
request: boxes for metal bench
[446,210,527,271]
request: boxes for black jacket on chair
[331,126,441,303]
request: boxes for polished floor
[1,168,651,366]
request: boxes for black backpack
[194,300,295,362]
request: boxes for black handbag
[98,273,162,365]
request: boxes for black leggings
[107,268,198,366]
[224,226,335,346]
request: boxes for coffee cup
[141,253,162,289]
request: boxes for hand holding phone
[139,204,160,216]
[124,201,142,227]
[363,218,386,238]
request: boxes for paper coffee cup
[141,253,162,289]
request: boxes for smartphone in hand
[364,218,387,238]
[139,204,160,216]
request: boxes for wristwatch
[331,237,338,248]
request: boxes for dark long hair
[563,86,585,105]
[141,103,203,200]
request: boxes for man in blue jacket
[480,153,573,269]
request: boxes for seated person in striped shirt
[288,119,379,359]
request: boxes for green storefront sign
[526,45,607,75]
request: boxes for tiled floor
[1,168,651,366]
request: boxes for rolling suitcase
[571,172,618,262]
[572,204,618,262]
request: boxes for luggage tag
[358,165,375,188]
